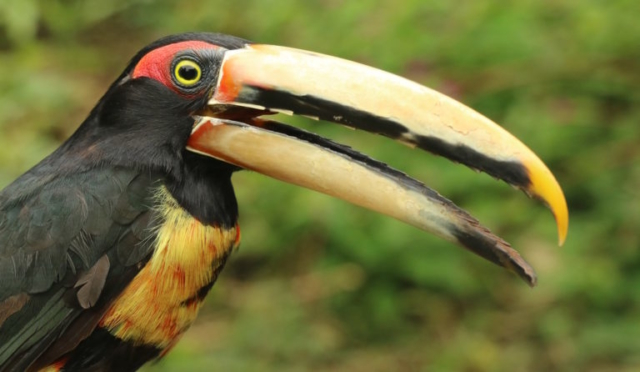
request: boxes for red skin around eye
[132,41,219,93]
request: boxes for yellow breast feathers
[100,187,240,349]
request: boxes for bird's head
[70,32,567,285]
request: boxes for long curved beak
[188,44,569,286]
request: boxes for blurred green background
[1,1,638,371]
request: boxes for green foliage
[0,1,638,371]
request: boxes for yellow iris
[173,59,202,86]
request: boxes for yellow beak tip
[523,158,568,247]
[544,184,568,247]
[555,207,568,247]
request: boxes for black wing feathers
[0,167,160,371]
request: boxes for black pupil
[178,64,198,81]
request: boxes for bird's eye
[173,59,202,87]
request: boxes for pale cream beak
[186,43,569,286]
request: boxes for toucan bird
[0,33,568,371]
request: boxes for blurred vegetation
[1,0,639,371]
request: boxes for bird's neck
[164,153,240,228]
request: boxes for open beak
[187,44,569,286]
